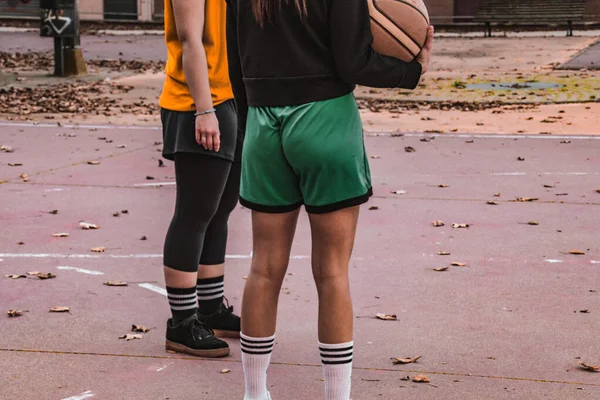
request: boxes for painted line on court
[56,266,105,276]
[545,259,564,264]
[0,253,257,259]
[2,121,600,140]
[61,391,95,400]
[138,283,168,296]
[133,182,175,187]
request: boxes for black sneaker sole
[165,340,230,358]
[213,329,240,339]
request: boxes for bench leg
[485,21,492,38]
[567,20,573,37]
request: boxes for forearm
[181,40,213,112]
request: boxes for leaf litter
[5,274,26,279]
[90,247,106,253]
[8,309,27,317]
[392,356,421,365]
[413,375,430,383]
[119,334,143,341]
[376,313,397,321]
[434,266,450,272]
[132,324,150,333]
[104,281,128,287]
[49,306,70,313]
[432,220,445,227]
[79,222,100,230]
[578,362,599,372]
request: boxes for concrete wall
[79,0,103,21]
[424,0,455,21]
[585,0,600,20]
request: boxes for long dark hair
[252,0,307,26]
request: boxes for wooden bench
[475,0,586,37]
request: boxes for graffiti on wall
[40,8,74,36]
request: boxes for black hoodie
[226,0,423,131]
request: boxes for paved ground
[1,121,599,399]
[560,39,600,70]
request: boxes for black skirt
[161,99,242,162]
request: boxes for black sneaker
[198,298,241,339]
[165,314,230,357]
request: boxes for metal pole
[53,36,65,76]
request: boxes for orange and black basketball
[368,0,430,62]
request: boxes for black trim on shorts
[305,188,374,214]
[239,197,304,214]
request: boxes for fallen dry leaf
[487,201,498,205]
[515,197,539,202]
[404,146,416,153]
[560,140,571,144]
[596,189,600,194]
[117,144,126,149]
[393,356,421,365]
[37,272,56,280]
[544,184,555,188]
[413,375,430,383]
[400,376,411,381]
[104,280,128,287]
[578,362,600,372]
[369,206,379,210]
[438,184,449,188]
[579,309,590,314]
[8,162,23,167]
[49,306,70,313]
[1,145,14,152]
[391,190,407,195]
[121,209,129,214]
[452,223,470,228]
[113,212,120,217]
[146,176,155,180]
[90,247,105,253]
[17,241,24,245]
[432,220,445,227]
[19,173,29,182]
[517,157,525,161]
[132,324,150,333]
[569,250,585,255]
[8,309,25,317]
[376,313,397,321]
[528,220,539,226]
[370,155,381,159]
[434,266,450,272]
[494,193,501,197]
[79,222,100,230]
[27,271,41,276]
[87,161,100,165]
[437,251,451,256]
[158,159,165,167]
[5,274,26,279]
[119,334,142,341]
[451,262,467,267]
[48,209,58,215]
[140,235,148,241]
[220,369,231,374]
[51,233,69,238]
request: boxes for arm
[172,0,220,151]
[329,0,423,89]
[226,0,248,135]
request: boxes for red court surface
[1,122,599,399]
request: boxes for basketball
[368,0,430,62]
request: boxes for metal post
[53,37,65,76]
[567,20,573,37]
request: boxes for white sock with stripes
[319,341,353,400]
[241,332,275,400]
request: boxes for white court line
[0,121,160,131]
[134,182,175,187]
[0,253,313,261]
[139,283,168,297]
[56,266,105,276]
[61,391,94,400]
[545,259,564,263]
[2,121,600,140]
[592,261,600,264]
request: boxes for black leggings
[163,153,241,272]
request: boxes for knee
[249,260,288,288]
[312,266,349,293]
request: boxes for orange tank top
[159,0,234,111]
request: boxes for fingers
[196,131,220,151]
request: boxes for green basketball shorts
[240,93,372,214]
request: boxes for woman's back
[227,0,423,108]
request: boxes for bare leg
[309,206,359,344]
[241,209,300,337]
